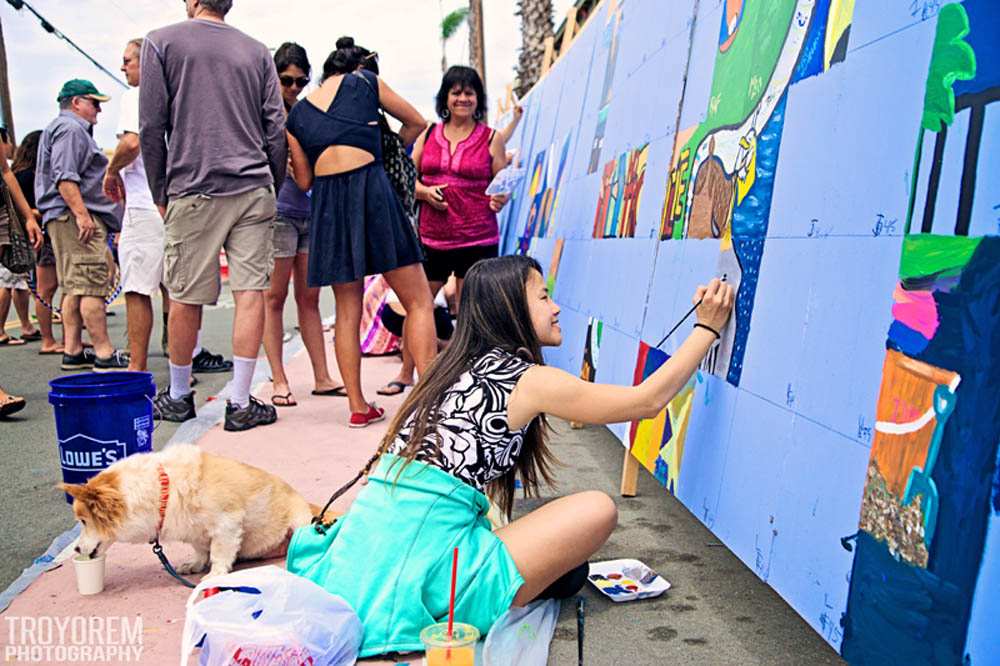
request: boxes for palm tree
[440,6,470,73]
[515,0,554,97]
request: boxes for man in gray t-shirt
[140,0,286,431]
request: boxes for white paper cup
[73,554,106,595]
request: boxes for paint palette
[587,559,670,603]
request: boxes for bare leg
[495,491,618,606]
[453,277,464,315]
[12,289,37,335]
[167,301,201,366]
[125,293,153,371]
[61,294,84,355]
[384,264,436,376]
[399,346,417,383]
[292,253,337,390]
[232,290,265,359]
[331,281,367,414]
[35,265,61,352]
[264,256,294,398]
[0,288,11,338]
[79,295,113,358]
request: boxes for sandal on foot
[0,336,26,346]
[349,403,385,428]
[271,392,297,407]
[39,347,65,355]
[376,381,411,396]
[311,386,347,397]
[0,396,27,417]
[20,331,42,342]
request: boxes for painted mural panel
[498,0,999,660]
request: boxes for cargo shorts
[163,186,276,305]
[47,212,111,298]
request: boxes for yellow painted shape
[659,384,695,492]
[632,407,668,473]
[720,218,734,252]
[736,133,756,206]
[825,0,856,70]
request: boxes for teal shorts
[287,454,525,657]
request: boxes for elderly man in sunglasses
[35,79,129,373]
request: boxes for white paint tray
[587,558,671,602]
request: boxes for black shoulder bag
[355,72,418,221]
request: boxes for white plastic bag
[180,565,362,666]
[482,599,560,666]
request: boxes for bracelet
[694,323,720,340]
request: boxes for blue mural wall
[497,0,1000,661]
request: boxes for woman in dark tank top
[286,37,437,428]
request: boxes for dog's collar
[155,464,169,537]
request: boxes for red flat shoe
[349,403,385,428]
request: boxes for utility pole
[469,0,486,90]
[0,15,15,146]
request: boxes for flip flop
[271,392,298,407]
[0,336,26,346]
[39,348,65,355]
[20,331,42,342]
[376,381,411,396]
[0,396,27,418]
[311,386,348,397]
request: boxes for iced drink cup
[73,553,106,595]
[420,622,478,666]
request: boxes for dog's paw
[204,566,232,579]
[176,560,209,575]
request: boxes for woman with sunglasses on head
[288,256,734,657]
[285,36,436,427]
[263,42,343,408]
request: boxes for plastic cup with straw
[421,547,479,665]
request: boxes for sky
[3,0,573,149]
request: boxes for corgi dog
[60,444,330,579]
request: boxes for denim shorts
[273,215,310,258]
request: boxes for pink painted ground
[0,339,416,665]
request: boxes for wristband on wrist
[694,323,720,340]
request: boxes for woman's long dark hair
[11,130,42,173]
[372,255,558,517]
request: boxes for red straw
[447,547,459,639]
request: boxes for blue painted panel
[496,2,1000,658]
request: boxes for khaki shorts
[163,186,276,305]
[47,213,111,297]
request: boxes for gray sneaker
[152,387,196,423]
[61,348,96,371]
[224,395,277,432]
[94,350,130,372]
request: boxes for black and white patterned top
[387,348,535,492]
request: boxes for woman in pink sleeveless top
[414,66,509,293]
[377,66,508,396]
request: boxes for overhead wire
[5,0,128,88]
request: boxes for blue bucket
[49,372,156,504]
